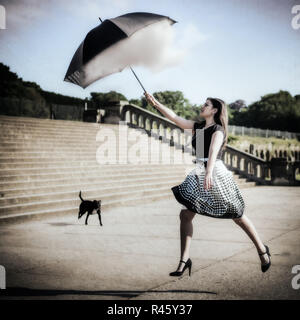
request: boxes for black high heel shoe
[169,258,192,277]
[259,244,271,273]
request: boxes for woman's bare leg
[233,214,270,265]
[176,209,196,272]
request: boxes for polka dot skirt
[171,159,245,219]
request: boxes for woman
[144,92,271,277]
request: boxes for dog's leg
[85,213,90,225]
[98,213,103,226]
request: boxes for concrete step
[0,142,177,155]
[0,172,188,198]
[0,159,194,169]
[0,126,182,134]
[0,146,105,152]
[0,169,185,189]
[0,125,101,133]
[0,178,182,207]
[0,120,176,138]
[0,115,104,128]
[0,164,192,180]
[0,124,159,136]
[0,152,165,161]
[0,156,107,163]
[0,166,183,182]
[0,160,104,169]
[0,140,181,150]
[0,134,177,146]
[0,116,174,133]
[0,135,148,143]
[0,140,100,147]
[0,163,193,176]
[0,122,103,130]
[0,134,177,144]
[0,129,138,138]
[0,185,174,217]
[0,157,188,166]
[0,189,174,225]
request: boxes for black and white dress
[171,121,245,219]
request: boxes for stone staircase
[0,115,254,224]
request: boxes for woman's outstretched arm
[144,92,195,130]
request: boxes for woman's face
[200,99,216,117]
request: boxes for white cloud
[177,22,209,50]
[0,0,135,31]
[1,0,52,29]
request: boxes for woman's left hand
[144,92,158,107]
[204,171,214,190]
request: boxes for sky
[0,0,299,106]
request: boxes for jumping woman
[144,92,271,277]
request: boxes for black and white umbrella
[64,12,177,92]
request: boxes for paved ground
[0,186,300,300]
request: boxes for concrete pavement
[0,186,299,300]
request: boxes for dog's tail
[79,190,84,202]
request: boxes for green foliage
[0,62,85,118]
[153,91,197,119]
[90,91,127,106]
[41,91,85,106]
[0,63,18,82]
[0,62,86,105]
[232,90,300,132]
[129,99,142,107]
[131,90,200,120]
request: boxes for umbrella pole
[129,66,147,93]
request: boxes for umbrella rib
[68,73,80,85]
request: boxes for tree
[130,90,200,120]
[232,90,300,132]
[229,99,247,111]
[129,99,142,107]
[90,91,127,106]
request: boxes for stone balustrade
[100,100,300,186]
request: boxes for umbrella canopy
[64,12,177,89]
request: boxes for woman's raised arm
[144,92,195,130]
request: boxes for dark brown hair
[199,97,228,151]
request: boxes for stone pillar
[270,157,290,185]
[102,100,127,124]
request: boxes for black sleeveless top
[191,121,225,160]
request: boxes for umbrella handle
[129,66,147,93]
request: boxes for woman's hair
[198,97,229,151]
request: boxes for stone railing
[100,100,300,186]
[223,145,300,186]
[101,100,194,153]
[223,145,271,185]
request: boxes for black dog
[78,191,102,226]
